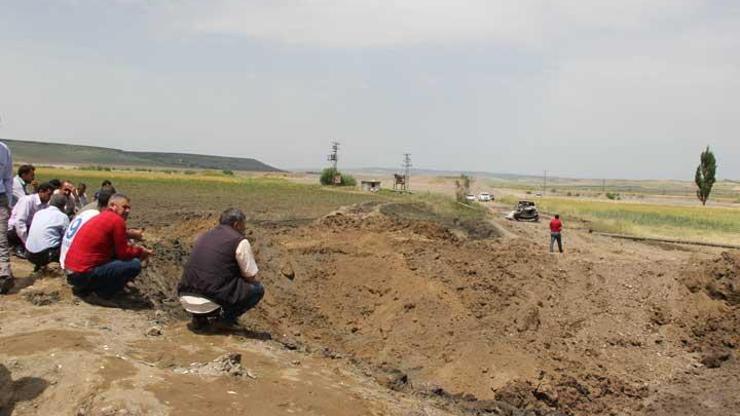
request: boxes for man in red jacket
[549,214,563,253]
[65,193,153,299]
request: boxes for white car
[465,194,476,201]
[477,192,494,202]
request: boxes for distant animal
[393,174,406,190]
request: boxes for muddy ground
[1,199,738,415]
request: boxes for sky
[1,1,739,180]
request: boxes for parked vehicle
[477,192,494,202]
[464,194,477,202]
[505,200,539,222]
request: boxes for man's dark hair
[554,214,560,219]
[78,183,87,192]
[36,182,55,193]
[48,179,62,189]
[219,208,246,226]
[49,194,67,210]
[96,187,117,209]
[17,165,35,176]
[101,180,112,187]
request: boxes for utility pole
[402,153,412,192]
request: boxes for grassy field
[498,194,740,245]
[32,167,487,228]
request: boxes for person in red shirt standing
[64,193,153,299]
[549,214,563,253]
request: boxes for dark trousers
[67,259,142,299]
[550,232,563,253]
[222,282,265,322]
[7,228,24,250]
[27,245,61,268]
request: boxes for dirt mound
[100,202,740,415]
[682,251,740,304]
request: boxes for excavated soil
[1,200,738,415]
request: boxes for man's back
[550,217,562,233]
[179,225,245,304]
[26,206,69,254]
[59,209,100,269]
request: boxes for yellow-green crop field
[503,195,740,245]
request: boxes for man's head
[48,194,67,211]
[108,193,131,220]
[17,165,35,182]
[96,186,117,209]
[36,182,55,204]
[48,179,62,190]
[554,214,560,219]
[101,180,112,188]
[219,208,247,234]
[77,183,87,195]
[61,181,75,197]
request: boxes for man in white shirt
[0,142,14,294]
[11,164,35,207]
[177,208,263,330]
[26,194,70,270]
[8,182,54,258]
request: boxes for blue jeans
[67,259,142,299]
[550,232,563,253]
[222,282,265,322]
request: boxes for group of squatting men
[0,142,265,330]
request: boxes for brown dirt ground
[1,199,738,415]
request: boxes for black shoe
[13,247,27,260]
[190,315,211,331]
[0,277,14,294]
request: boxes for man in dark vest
[178,208,264,329]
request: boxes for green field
[499,194,740,245]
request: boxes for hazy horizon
[1,1,739,180]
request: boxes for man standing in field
[0,142,14,294]
[178,208,264,330]
[64,193,153,300]
[549,214,563,253]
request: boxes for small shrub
[319,167,355,186]
[606,192,621,200]
[222,169,234,176]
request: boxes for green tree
[455,174,472,203]
[695,146,717,206]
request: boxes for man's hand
[140,247,154,261]
[127,228,144,241]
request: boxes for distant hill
[1,139,281,172]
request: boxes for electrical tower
[327,141,339,170]
[402,153,412,192]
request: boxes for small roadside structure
[361,180,381,192]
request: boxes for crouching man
[178,208,264,329]
[64,193,153,300]
[25,194,70,270]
